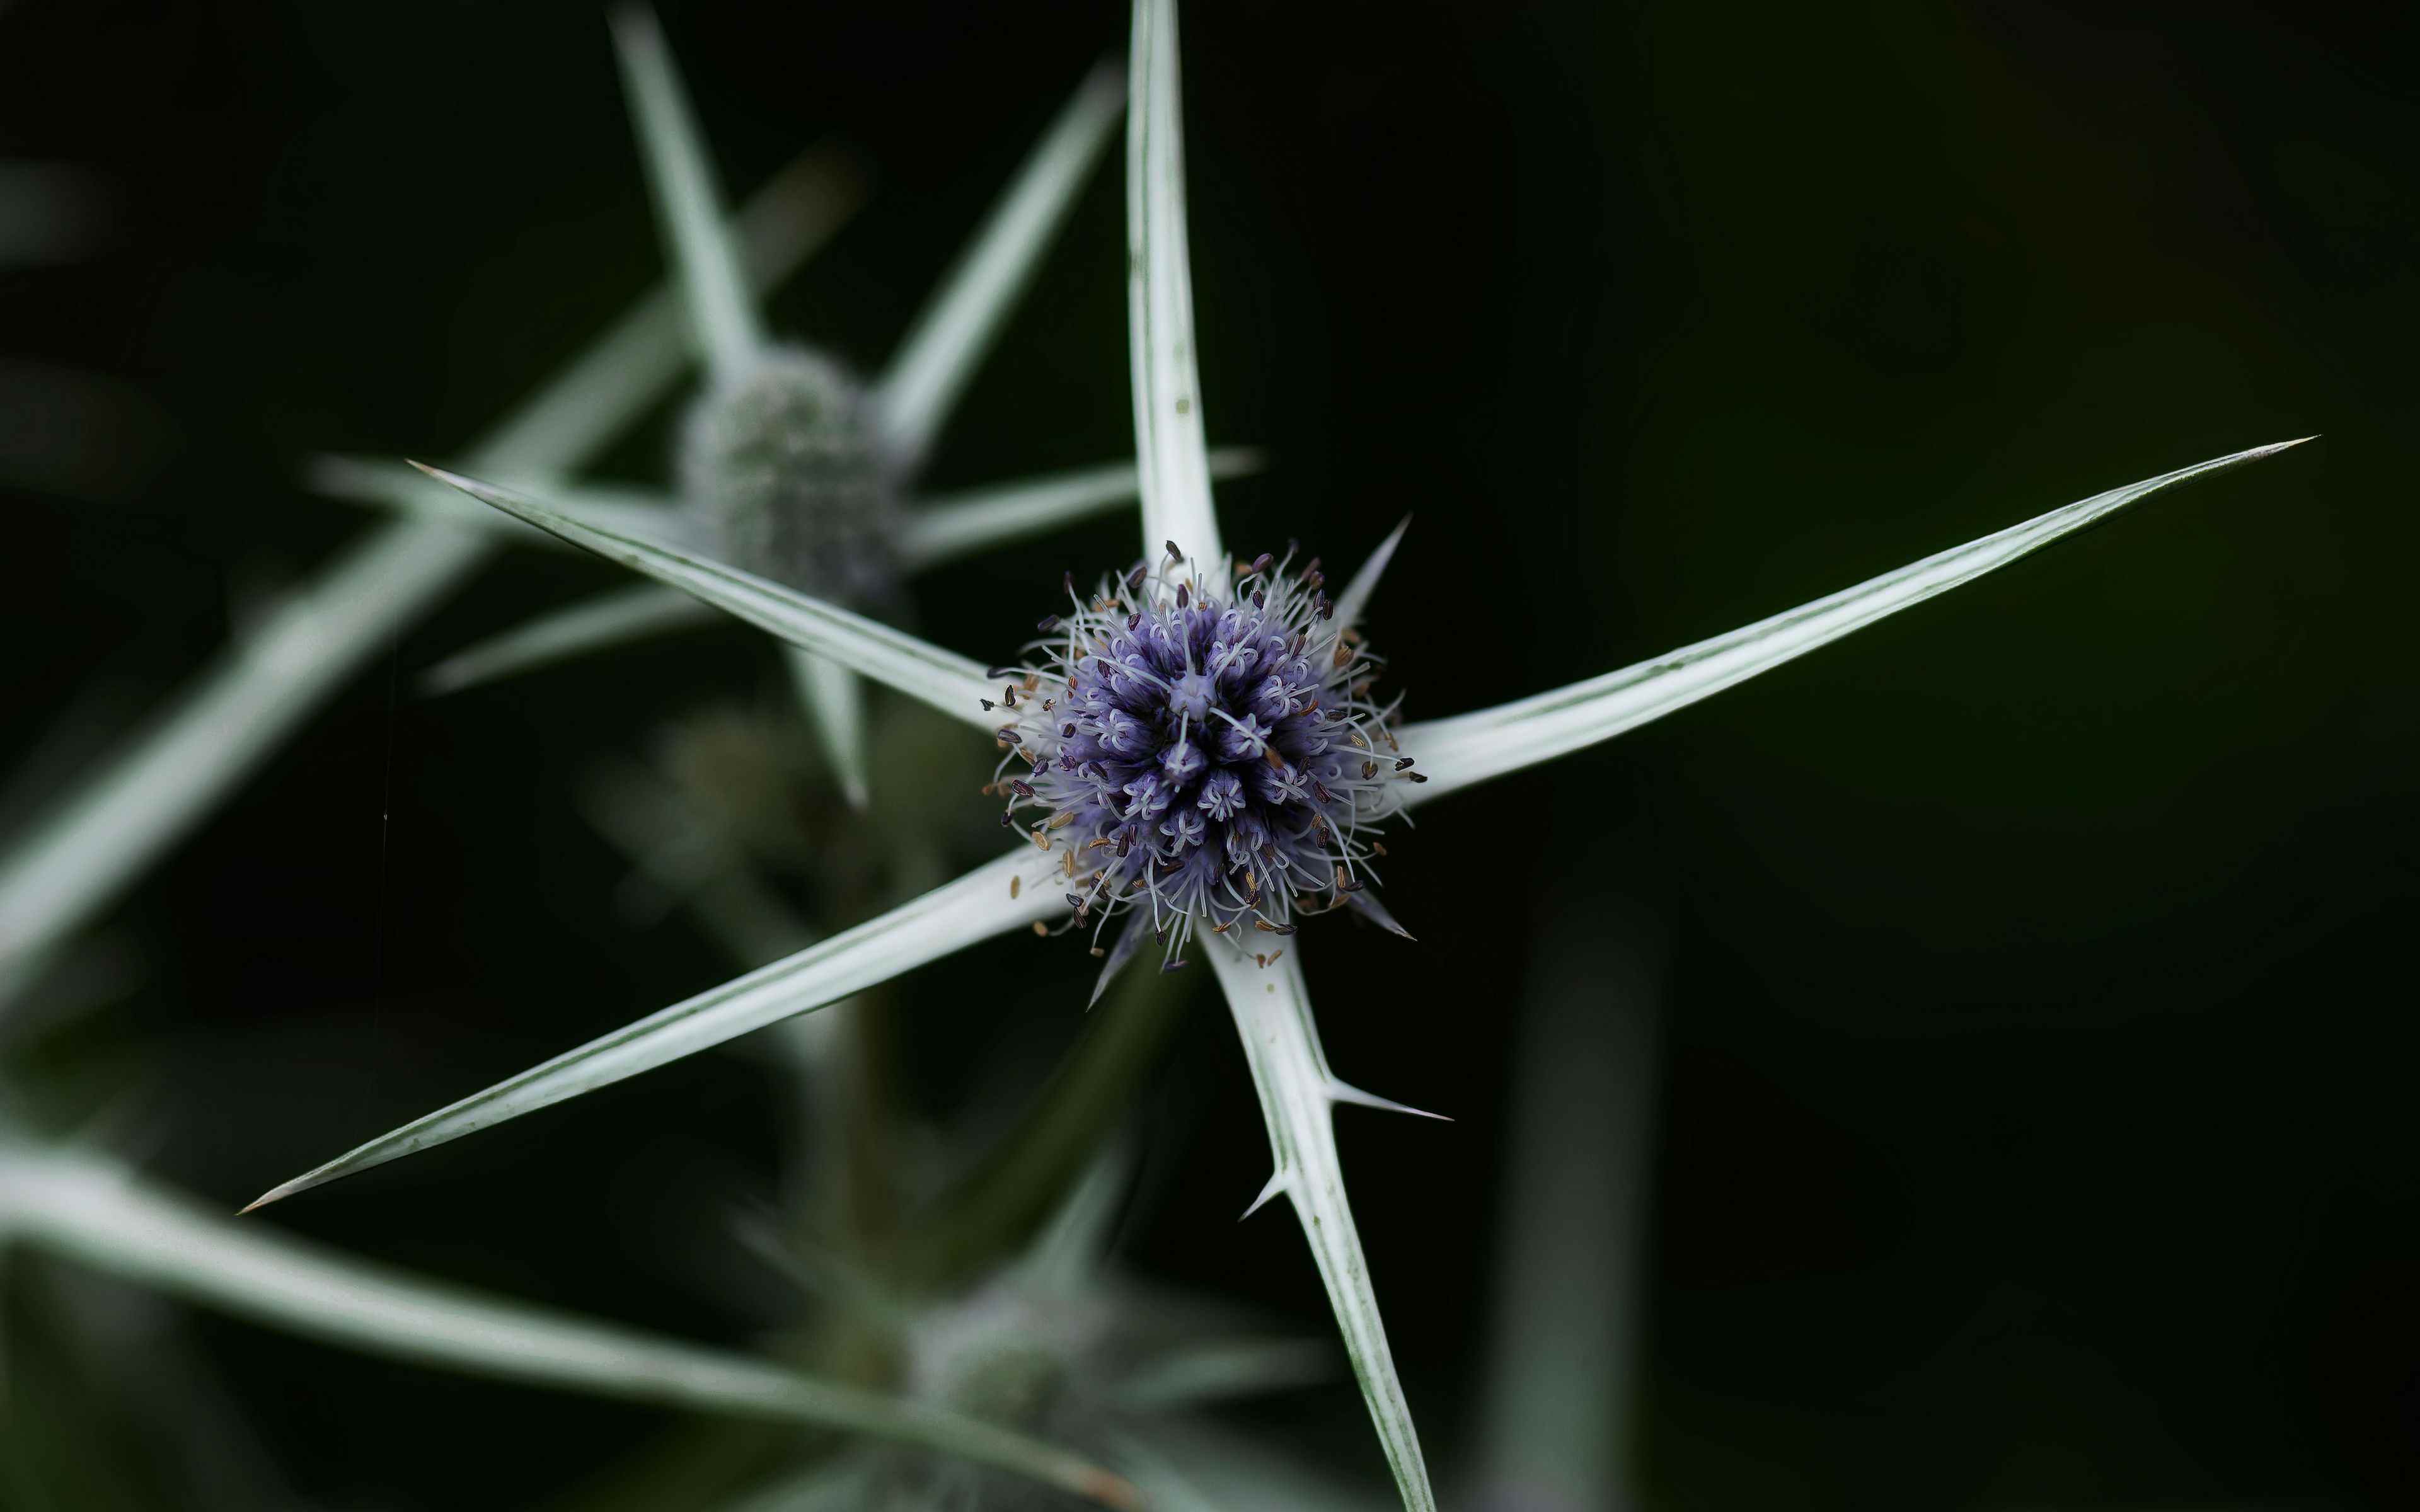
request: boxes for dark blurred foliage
[3,0,2414,1506]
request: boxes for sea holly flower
[249,2,2308,1507]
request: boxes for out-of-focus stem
[1474,897,1666,1511]
[906,960,1189,1286]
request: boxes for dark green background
[4,1,2412,1506]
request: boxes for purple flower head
[990,548,1414,958]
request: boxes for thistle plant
[248,2,2308,1506]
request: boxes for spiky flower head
[679,343,902,609]
[992,543,1422,966]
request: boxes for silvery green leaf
[418,451,1265,696]
[0,1147,1136,1508]
[0,146,857,985]
[783,646,872,809]
[1204,944,1437,1511]
[610,3,764,381]
[416,466,1000,733]
[1126,0,1226,585]
[900,449,1264,571]
[1400,439,2311,805]
[246,847,1060,1210]
[876,64,1125,473]
[419,584,719,696]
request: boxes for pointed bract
[783,646,872,809]
[1399,439,2313,806]
[609,3,764,381]
[415,464,1001,733]
[1206,944,1437,1511]
[876,64,1126,472]
[420,584,718,696]
[306,455,694,548]
[413,453,1263,695]
[1342,888,1415,942]
[1089,913,1152,1009]
[1328,1080,1451,1123]
[247,848,1060,1210]
[1239,1171,1289,1222]
[1126,0,1226,588]
[1332,516,1410,631]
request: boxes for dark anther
[1064,893,1084,910]
[1126,564,1148,592]
[1312,780,1334,803]
[1037,615,1061,633]
[1303,570,1325,590]
[1165,539,1184,561]
[1160,957,1188,973]
[1393,756,1415,770]
[1010,779,1036,799]
[1127,611,1143,631]
[1253,590,1266,609]
[1405,770,1429,784]
[996,725,1021,743]
[1061,723,1076,738]
[1003,685,1017,708]
[999,811,1013,827]
[1248,553,1274,575]
[981,699,994,711]
[1177,583,1189,609]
